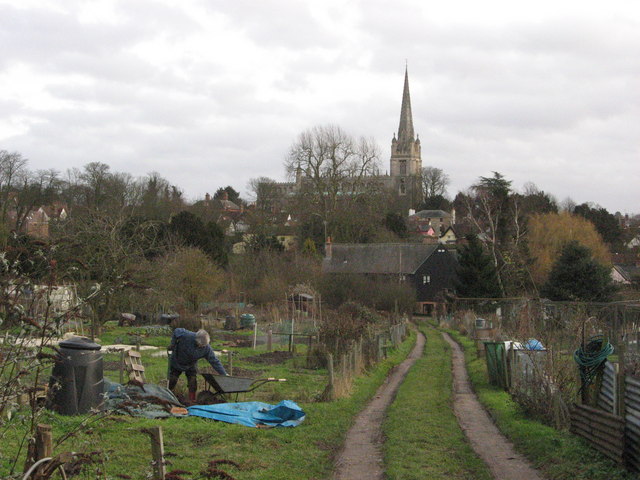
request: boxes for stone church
[257,68,423,215]
[388,67,423,213]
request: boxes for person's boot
[188,390,197,405]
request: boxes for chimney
[325,236,332,260]
[222,191,229,201]
[205,192,211,203]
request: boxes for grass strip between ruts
[447,329,636,480]
[383,324,493,480]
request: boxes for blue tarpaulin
[525,339,545,350]
[187,400,305,428]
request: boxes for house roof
[323,243,442,275]
[219,199,241,211]
[613,264,640,282]
[409,210,451,219]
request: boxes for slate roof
[613,264,640,282]
[410,210,451,219]
[322,243,441,275]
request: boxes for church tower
[390,67,422,212]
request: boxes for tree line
[1,125,638,323]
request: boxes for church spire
[396,66,415,150]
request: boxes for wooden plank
[124,350,146,382]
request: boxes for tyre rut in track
[442,332,545,480]
[333,331,425,480]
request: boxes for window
[423,275,431,284]
[399,179,406,195]
[399,160,407,175]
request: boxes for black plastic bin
[48,336,104,415]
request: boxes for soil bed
[244,351,293,365]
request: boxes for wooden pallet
[123,349,146,383]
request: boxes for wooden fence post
[24,424,53,478]
[119,349,125,384]
[326,353,335,400]
[267,329,272,352]
[35,424,53,461]
[147,426,166,480]
[252,322,258,350]
[227,351,233,376]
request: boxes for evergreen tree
[574,203,623,248]
[541,241,616,302]
[169,211,228,267]
[214,186,241,205]
[456,234,502,298]
[384,212,407,238]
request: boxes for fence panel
[625,375,640,471]
[570,403,625,463]
[598,361,617,414]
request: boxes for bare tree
[12,169,60,232]
[0,150,28,225]
[456,173,512,296]
[284,124,381,231]
[559,196,576,213]
[421,166,450,200]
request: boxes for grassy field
[447,330,636,480]
[1,324,416,479]
[383,324,492,480]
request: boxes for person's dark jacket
[169,328,227,375]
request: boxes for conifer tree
[541,241,616,302]
[456,234,502,298]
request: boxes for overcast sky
[0,0,638,213]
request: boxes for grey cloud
[211,0,339,49]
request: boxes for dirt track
[443,332,545,480]
[333,331,426,480]
[333,329,546,480]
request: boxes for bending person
[168,328,227,404]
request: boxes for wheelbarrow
[197,374,286,404]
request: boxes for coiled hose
[574,335,614,390]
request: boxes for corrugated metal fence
[625,375,640,472]
[598,361,617,414]
[570,403,625,463]
[568,362,640,471]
